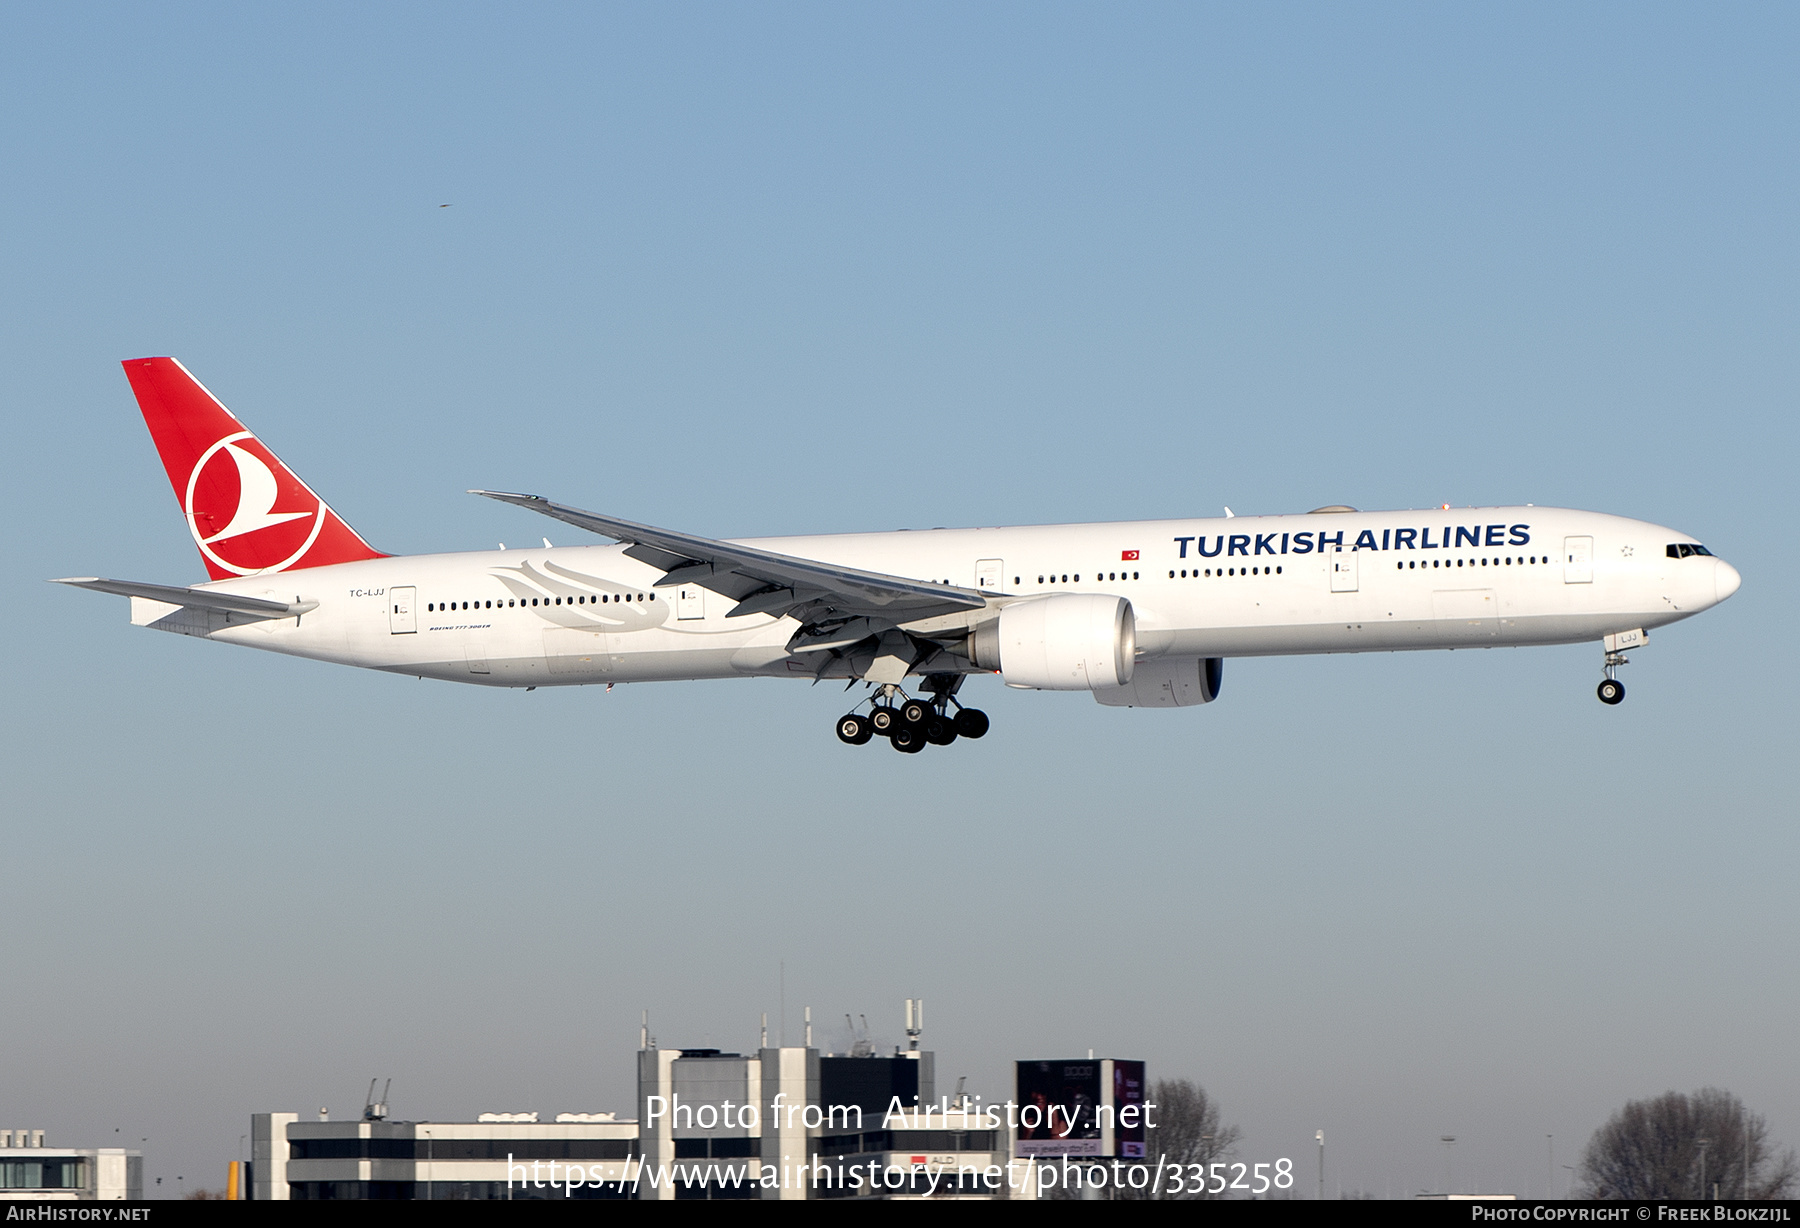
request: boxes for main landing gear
[835,676,989,753]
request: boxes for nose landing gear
[1597,631,1641,705]
[833,675,989,752]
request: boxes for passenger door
[1564,536,1594,584]
[976,559,1005,592]
[389,586,416,634]
[1330,547,1359,593]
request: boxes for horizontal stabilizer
[51,577,317,618]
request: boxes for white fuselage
[141,506,1738,689]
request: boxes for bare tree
[1578,1088,1797,1200]
[1113,1078,1242,1201]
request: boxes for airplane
[55,358,1742,753]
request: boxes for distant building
[251,1111,637,1200]
[0,1130,142,1201]
[252,1004,1025,1200]
[637,1042,1010,1199]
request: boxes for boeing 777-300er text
[56,358,1742,752]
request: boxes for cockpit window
[1666,543,1714,558]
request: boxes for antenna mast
[362,1079,389,1122]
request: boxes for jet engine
[968,594,1135,691]
[1093,655,1223,707]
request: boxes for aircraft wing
[51,577,319,617]
[471,491,988,623]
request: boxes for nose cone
[1715,558,1742,604]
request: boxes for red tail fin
[122,357,385,579]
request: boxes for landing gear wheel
[899,698,932,726]
[836,714,873,745]
[890,724,926,753]
[953,708,990,739]
[1597,679,1625,705]
[924,716,957,746]
[869,706,898,735]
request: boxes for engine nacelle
[1093,656,1223,707]
[969,594,1136,691]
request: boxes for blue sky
[1,3,1794,1198]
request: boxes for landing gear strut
[832,675,989,752]
[1598,644,1629,705]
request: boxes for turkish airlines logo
[184,431,325,575]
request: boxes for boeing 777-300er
[56,358,1742,752]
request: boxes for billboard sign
[1112,1059,1146,1159]
[1014,1059,1147,1159]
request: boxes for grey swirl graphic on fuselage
[491,558,669,636]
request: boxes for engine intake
[969,594,1136,691]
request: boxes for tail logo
[183,431,325,575]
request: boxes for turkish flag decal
[1121,550,1140,561]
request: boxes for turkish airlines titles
[1173,521,1534,560]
